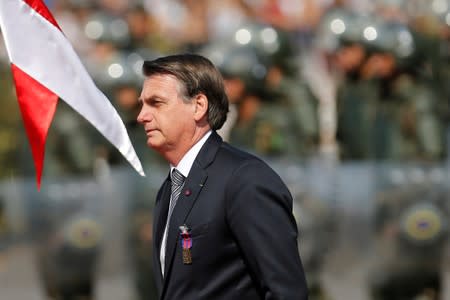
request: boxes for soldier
[389,70,446,161]
[407,8,450,160]
[201,23,306,157]
[315,8,378,160]
[0,63,21,178]
[127,207,158,300]
[330,37,379,159]
[226,66,302,157]
[323,10,445,162]
[370,170,449,300]
[265,61,320,158]
[82,11,132,94]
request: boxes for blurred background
[0,0,449,299]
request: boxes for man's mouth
[145,129,157,136]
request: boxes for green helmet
[199,41,269,96]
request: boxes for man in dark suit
[137,54,308,300]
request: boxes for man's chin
[147,139,164,151]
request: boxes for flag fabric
[0,0,145,188]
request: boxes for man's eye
[152,100,165,107]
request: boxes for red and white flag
[0,0,145,188]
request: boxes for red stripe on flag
[21,0,61,30]
[11,64,58,190]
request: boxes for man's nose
[137,108,148,124]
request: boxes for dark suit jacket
[152,131,308,300]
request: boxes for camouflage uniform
[337,78,379,160]
[268,71,319,158]
[0,64,21,179]
[229,96,302,158]
[390,74,445,161]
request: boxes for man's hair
[142,54,229,130]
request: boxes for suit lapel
[161,132,223,297]
[155,177,172,251]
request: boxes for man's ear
[193,93,208,121]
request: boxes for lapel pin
[184,189,192,196]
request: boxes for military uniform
[337,78,379,160]
[44,101,98,176]
[229,97,303,158]
[0,64,21,178]
[269,71,320,158]
[390,74,445,161]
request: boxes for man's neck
[164,127,211,166]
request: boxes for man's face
[361,52,396,79]
[334,44,366,73]
[137,74,197,155]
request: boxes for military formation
[0,0,449,299]
[317,4,449,162]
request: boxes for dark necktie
[160,168,185,275]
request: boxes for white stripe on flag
[0,0,145,176]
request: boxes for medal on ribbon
[179,225,192,264]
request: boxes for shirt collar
[170,130,212,178]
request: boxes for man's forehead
[140,75,181,98]
[145,73,179,88]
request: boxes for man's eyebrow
[138,95,167,103]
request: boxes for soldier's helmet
[316,8,363,52]
[232,22,297,75]
[199,22,297,96]
[82,12,139,90]
[204,21,296,70]
[84,12,130,48]
[362,19,416,66]
[317,8,416,62]
[108,48,161,91]
[199,40,269,97]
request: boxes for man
[137,54,308,300]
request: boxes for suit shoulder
[219,142,262,164]
[217,143,279,176]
